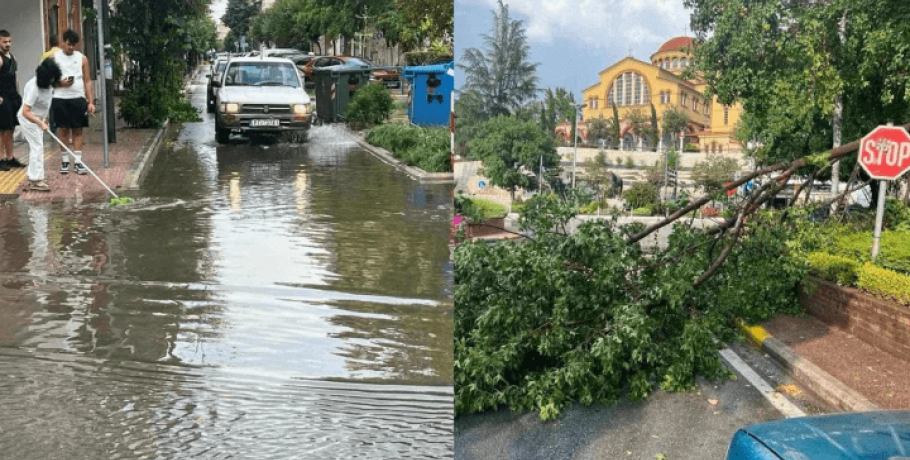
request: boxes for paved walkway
[750,313,910,411]
[0,69,200,203]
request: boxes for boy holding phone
[50,29,94,175]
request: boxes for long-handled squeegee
[47,130,132,205]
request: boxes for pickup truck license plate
[251,119,280,127]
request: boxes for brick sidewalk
[761,314,910,410]
[0,66,201,202]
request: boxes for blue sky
[455,0,692,102]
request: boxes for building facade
[581,36,744,154]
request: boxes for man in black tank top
[0,30,22,171]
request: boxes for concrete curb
[737,322,879,412]
[124,119,169,190]
[355,136,455,184]
[123,66,202,191]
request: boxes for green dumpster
[313,65,372,122]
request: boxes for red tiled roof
[658,36,693,53]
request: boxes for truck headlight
[292,104,309,115]
[221,103,240,113]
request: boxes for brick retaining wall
[466,217,505,238]
[800,276,910,362]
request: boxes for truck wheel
[215,119,230,144]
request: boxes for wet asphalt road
[0,70,454,458]
[455,340,826,459]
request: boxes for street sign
[859,124,910,180]
[858,124,910,261]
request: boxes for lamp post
[572,102,586,188]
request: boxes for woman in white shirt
[18,58,61,191]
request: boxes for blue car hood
[744,411,910,459]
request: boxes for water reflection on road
[0,76,453,458]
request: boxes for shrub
[625,156,636,168]
[344,83,394,129]
[831,231,910,275]
[807,252,861,285]
[623,181,660,210]
[856,263,910,306]
[579,201,601,214]
[631,207,651,216]
[684,143,700,152]
[467,198,508,219]
[366,124,451,172]
[666,149,680,169]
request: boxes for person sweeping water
[18,58,61,191]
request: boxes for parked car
[207,57,229,113]
[301,56,400,89]
[212,57,314,144]
[725,411,910,459]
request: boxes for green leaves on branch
[455,196,808,420]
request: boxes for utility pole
[572,102,586,188]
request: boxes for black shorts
[0,92,21,129]
[51,97,89,129]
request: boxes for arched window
[680,58,687,68]
[672,57,679,68]
[609,72,651,106]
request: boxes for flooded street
[0,74,454,458]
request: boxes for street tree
[661,107,689,150]
[111,0,209,127]
[222,0,260,37]
[611,103,621,148]
[685,0,910,172]
[626,107,650,149]
[459,0,539,118]
[587,117,611,145]
[691,153,741,195]
[456,112,897,421]
[467,115,558,198]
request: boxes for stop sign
[859,125,910,180]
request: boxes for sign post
[858,123,910,260]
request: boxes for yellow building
[581,37,743,154]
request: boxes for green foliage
[222,0,259,36]
[807,252,861,285]
[661,107,688,148]
[623,182,660,210]
[403,50,454,65]
[461,197,508,220]
[468,115,558,194]
[856,263,910,306]
[111,0,207,127]
[829,231,910,275]
[666,150,680,169]
[885,198,910,232]
[686,0,910,166]
[455,198,807,419]
[691,154,740,194]
[366,124,451,172]
[631,207,652,216]
[684,143,700,153]
[459,0,538,119]
[345,83,395,129]
[625,156,635,169]
[579,201,601,214]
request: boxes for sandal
[28,180,50,192]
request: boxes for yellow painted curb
[0,151,55,194]
[738,320,772,348]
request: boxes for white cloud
[464,0,691,49]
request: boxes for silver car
[212,57,314,144]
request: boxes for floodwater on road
[0,76,454,458]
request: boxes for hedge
[807,252,861,285]
[831,231,910,275]
[856,263,910,306]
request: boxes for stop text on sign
[859,125,910,180]
[861,138,910,168]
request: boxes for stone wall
[800,276,910,362]
[557,147,747,170]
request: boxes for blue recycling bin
[403,62,453,127]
